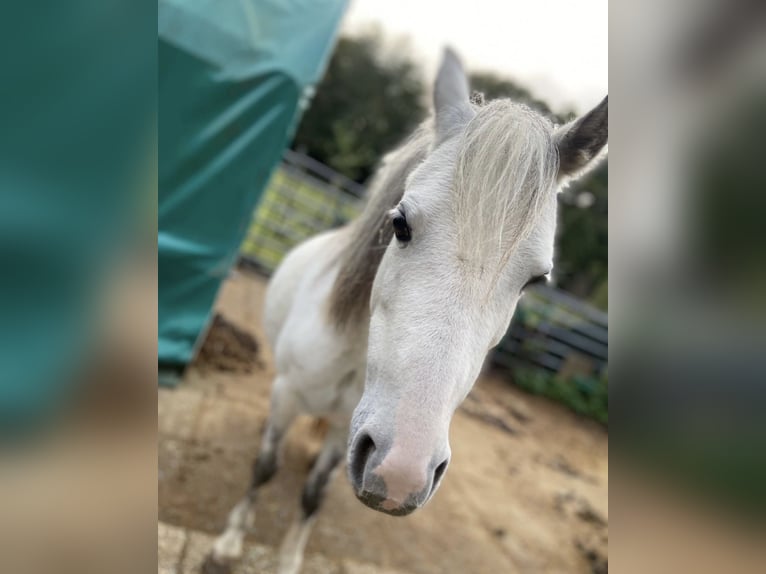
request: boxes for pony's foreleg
[203,379,300,574]
[277,423,348,574]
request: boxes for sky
[341,0,608,114]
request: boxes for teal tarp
[0,2,155,431]
[158,0,347,369]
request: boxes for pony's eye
[392,213,411,242]
[523,273,549,291]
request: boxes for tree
[469,72,576,124]
[291,32,427,183]
[556,162,608,305]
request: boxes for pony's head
[348,48,607,515]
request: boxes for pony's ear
[433,47,473,144]
[554,96,608,180]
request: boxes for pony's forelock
[452,100,559,274]
[328,100,560,326]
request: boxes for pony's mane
[327,122,433,328]
[327,100,559,329]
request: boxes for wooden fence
[240,150,363,274]
[493,285,607,378]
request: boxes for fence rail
[492,285,608,378]
[240,151,362,274]
[240,152,608,380]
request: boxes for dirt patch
[459,391,520,435]
[575,532,609,574]
[543,454,599,484]
[193,313,262,374]
[555,490,608,573]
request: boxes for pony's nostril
[351,432,376,482]
[433,459,448,486]
[358,433,375,461]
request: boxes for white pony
[204,49,607,574]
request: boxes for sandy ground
[159,270,608,574]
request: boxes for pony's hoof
[201,554,232,574]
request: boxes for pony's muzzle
[347,428,450,516]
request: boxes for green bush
[511,368,608,426]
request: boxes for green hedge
[511,368,608,425]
